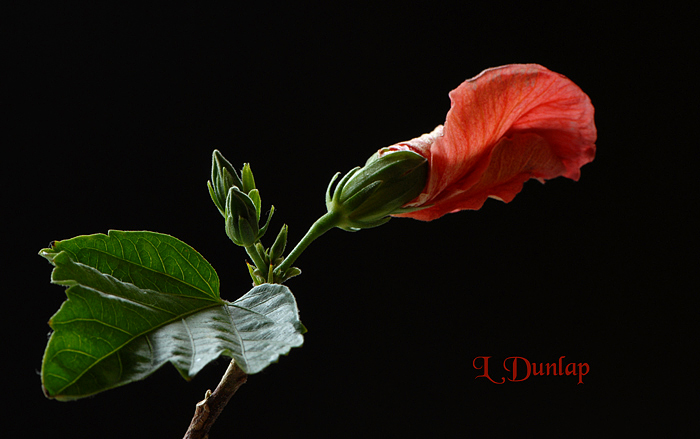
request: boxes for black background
[8,2,696,437]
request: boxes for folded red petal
[393,64,596,221]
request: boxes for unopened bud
[208,150,244,217]
[224,186,274,247]
[210,150,274,247]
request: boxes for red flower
[388,64,596,221]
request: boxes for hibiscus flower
[387,63,596,221]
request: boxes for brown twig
[183,359,248,439]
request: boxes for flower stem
[245,244,268,277]
[274,211,340,276]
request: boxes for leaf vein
[70,245,216,300]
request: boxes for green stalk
[245,244,268,278]
[274,211,340,276]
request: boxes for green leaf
[39,231,304,401]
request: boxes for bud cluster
[208,150,299,284]
[208,148,429,285]
[208,151,273,247]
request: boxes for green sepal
[246,262,265,286]
[279,266,302,282]
[337,215,392,232]
[267,263,276,284]
[256,205,274,241]
[342,150,426,205]
[226,187,257,221]
[330,167,361,205]
[340,180,382,212]
[249,189,262,222]
[207,181,225,216]
[255,242,270,267]
[241,163,256,194]
[391,203,435,215]
[237,216,257,247]
[225,215,243,246]
[213,150,243,190]
[220,167,239,201]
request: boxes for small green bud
[211,151,274,247]
[225,187,261,247]
[209,150,244,216]
[255,242,270,266]
[269,224,288,262]
[325,149,428,231]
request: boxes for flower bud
[225,187,258,246]
[325,149,428,231]
[224,185,274,248]
[208,150,244,217]
[209,150,274,247]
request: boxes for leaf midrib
[64,242,217,301]
[49,281,225,397]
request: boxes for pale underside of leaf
[40,231,304,401]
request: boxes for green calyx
[325,150,428,231]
